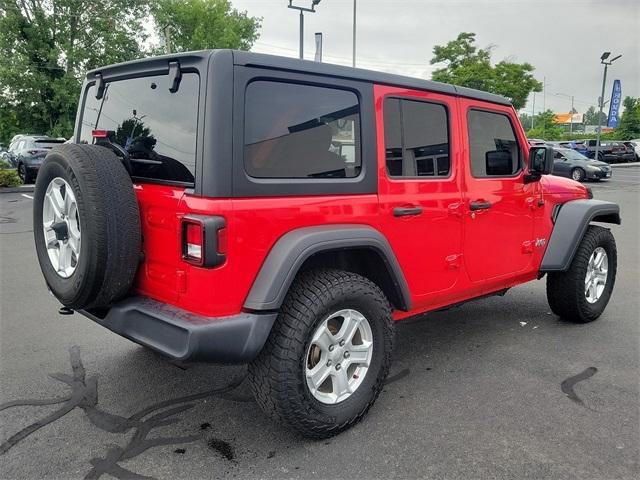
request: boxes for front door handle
[469,201,492,211]
[393,206,423,217]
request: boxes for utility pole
[570,95,575,134]
[595,52,622,160]
[164,25,172,54]
[542,77,546,136]
[288,0,322,60]
[531,92,536,130]
[556,92,576,134]
[352,0,357,67]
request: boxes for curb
[0,185,35,194]
[611,162,640,168]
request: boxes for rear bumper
[80,296,277,363]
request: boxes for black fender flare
[540,199,621,272]
[243,225,411,311]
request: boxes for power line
[252,41,436,69]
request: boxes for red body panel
[132,84,589,321]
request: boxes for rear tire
[33,144,141,309]
[547,225,617,323]
[18,163,32,183]
[248,268,395,438]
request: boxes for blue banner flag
[607,79,622,128]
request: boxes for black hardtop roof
[87,49,512,107]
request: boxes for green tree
[430,32,542,110]
[583,105,607,126]
[153,0,261,53]
[519,112,533,131]
[0,1,149,144]
[526,110,564,140]
[615,96,640,140]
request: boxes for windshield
[558,149,589,161]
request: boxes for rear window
[243,81,361,179]
[34,139,66,149]
[80,73,199,185]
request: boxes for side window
[383,98,450,178]
[467,109,522,177]
[244,81,361,179]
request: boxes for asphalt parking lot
[1,169,639,480]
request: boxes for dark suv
[33,50,621,438]
[5,134,66,182]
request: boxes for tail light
[184,222,203,260]
[92,129,109,138]
[181,215,226,268]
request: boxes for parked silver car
[552,147,612,182]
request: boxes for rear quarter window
[243,81,361,179]
[80,73,199,185]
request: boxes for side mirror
[525,146,553,182]
[485,150,513,176]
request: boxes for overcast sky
[230,0,639,114]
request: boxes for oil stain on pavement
[0,346,244,479]
[561,367,598,408]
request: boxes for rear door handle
[469,201,492,211]
[393,206,423,217]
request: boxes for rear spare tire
[33,144,141,310]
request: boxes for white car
[628,140,640,160]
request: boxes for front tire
[248,269,395,438]
[547,225,617,323]
[571,168,586,182]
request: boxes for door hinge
[445,253,463,269]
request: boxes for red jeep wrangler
[33,50,621,438]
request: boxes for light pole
[556,92,575,134]
[352,0,357,67]
[595,51,622,160]
[288,0,322,60]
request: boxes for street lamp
[594,51,622,160]
[288,0,322,60]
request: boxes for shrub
[0,169,21,187]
